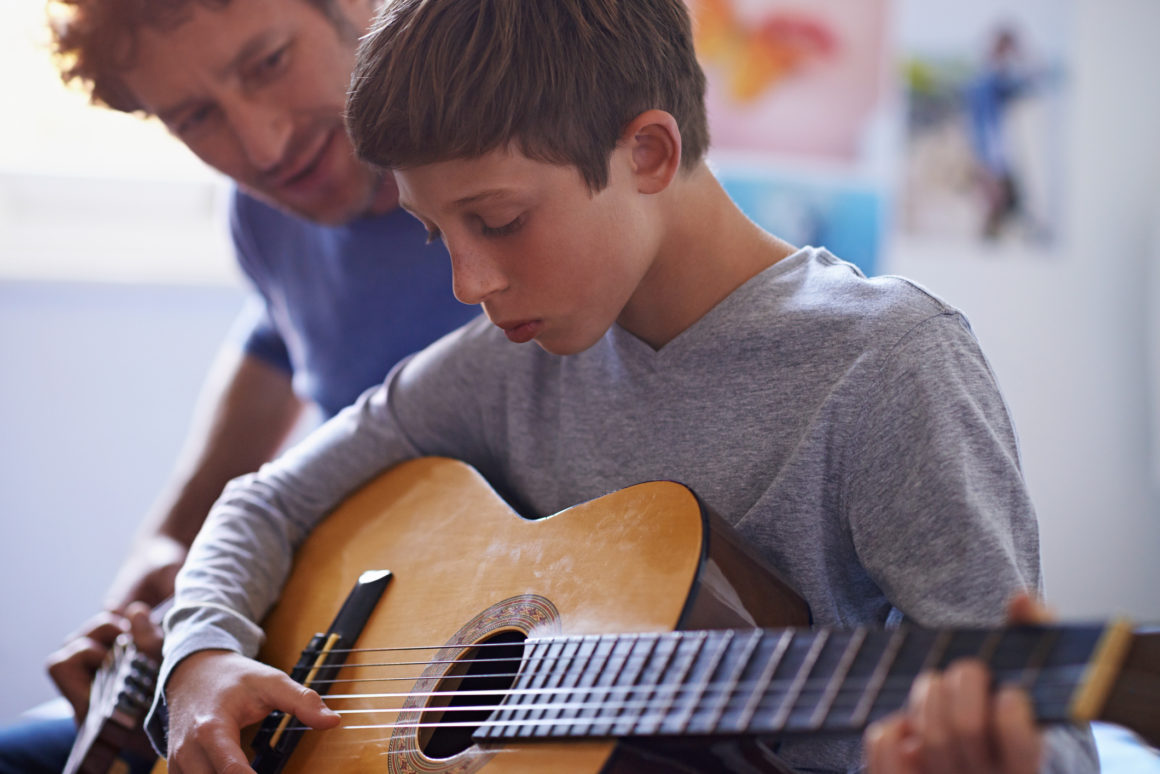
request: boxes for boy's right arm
[162,650,338,774]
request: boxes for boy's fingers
[1007,591,1054,625]
[275,679,341,729]
[945,660,991,771]
[865,716,916,774]
[993,686,1043,774]
[202,726,258,774]
[907,671,956,771]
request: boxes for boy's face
[121,0,391,225]
[395,146,660,356]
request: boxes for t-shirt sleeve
[843,310,1040,628]
[227,189,293,375]
[232,295,292,374]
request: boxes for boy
[150,1,1095,771]
[0,1,474,771]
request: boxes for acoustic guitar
[63,628,159,774]
[77,457,1158,773]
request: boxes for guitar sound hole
[419,630,527,759]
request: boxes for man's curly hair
[48,0,346,113]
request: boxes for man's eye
[248,45,292,84]
[176,105,216,136]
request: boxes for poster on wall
[687,0,893,275]
[897,0,1072,250]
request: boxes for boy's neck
[617,164,797,351]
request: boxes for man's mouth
[272,128,335,190]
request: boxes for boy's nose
[450,246,508,305]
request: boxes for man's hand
[164,650,340,774]
[47,601,164,723]
[863,592,1052,774]
[105,534,188,612]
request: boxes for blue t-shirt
[229,189,479,417]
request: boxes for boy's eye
[480,215,524,238]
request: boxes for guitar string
[310,665,1092,701]
[259,666,1093,735]
[271,673,1087,735]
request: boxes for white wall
[0,282,245,724]
[1,0,1157,727]
[886,0,1160,620]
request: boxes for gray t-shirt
[148,246,1094,771]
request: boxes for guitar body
[151,457,806,773]
[262,457,805,773]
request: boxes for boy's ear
[622,110,682,195]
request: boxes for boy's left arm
[846,314,1098,773]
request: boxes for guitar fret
[734,629,793,733]
[629,634,682,736]
[1019,629,1060,689]
[922,629,952,672]
[521,639,569,738]
[657,632,711,736]
[644,634,705,736]
[611,635,662,737]
[770,630,829,732]
[851,627,907,728]
[549,636,598,736]
[671,631,733,735]
[492,640,552,738]
[531,637,583,737]
[587,635,641,737]
[564,636,616,737]
[703,629,764,734]
[809,628,867,730]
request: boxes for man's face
[395,147,661,356]
[122,0,390,224]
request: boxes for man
[152,1,1096,772]
[0,0,476,771]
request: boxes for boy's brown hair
[48,0,350,113]
[347,0,709,192]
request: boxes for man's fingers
[63,611,128,648]
[46,634,120,721]
[125,601,164,659]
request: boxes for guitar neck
[477,623,1160,745]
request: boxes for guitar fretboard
[475,625,1106,742]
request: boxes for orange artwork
[688,0,890,161]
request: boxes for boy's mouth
[498,319,541,344]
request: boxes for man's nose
[230,102,293,173]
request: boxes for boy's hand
[164,650,340,774]
[864,592,1051,774]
